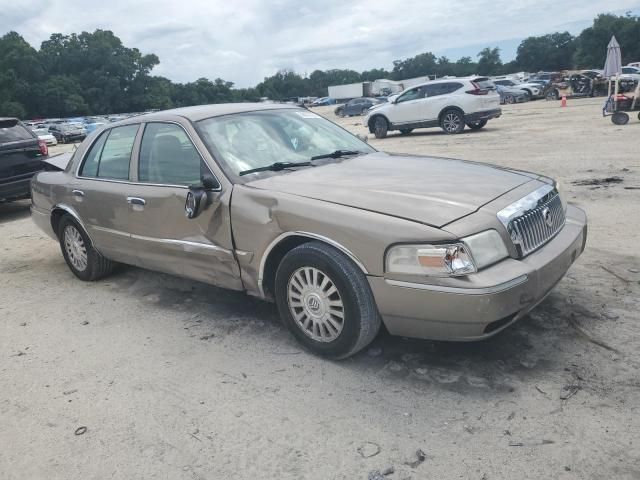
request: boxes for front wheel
[335,108,345,117]
[373,117,388,139]
[546,89,559,101]
[466,120,487,130]
[440,109,465,134]
[58,215,116,281]
[274,242,381,359]
[504,94,515,104]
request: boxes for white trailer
[328,83,369,101]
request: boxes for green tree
[516,32,576,71]
[574,13,640,68]
[477,47,503,75]
[391,52,437,80]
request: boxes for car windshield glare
[196,109,374,177]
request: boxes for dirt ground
[1,98,639,480]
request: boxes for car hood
[245,152,540,227]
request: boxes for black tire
[440,109,465,134]
[373,116,388,139]
[546,89,559,101]
[466,119,487,130]
[274,241,381,359]
[637,112,640,121]
[399,128,413,135]
[504,94,515,104]
[58,214,115,281]
[335,108,345,117]
[361,107,369,116]
[611,112,629,125]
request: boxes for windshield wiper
[239,161,313,176]
[310,149,363,161]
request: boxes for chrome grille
[508,194,565,256]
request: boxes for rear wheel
[546,89,559,101]
[611,112,629,125]
[399,128,413,135]
[466,119,487,130]
[373,116,388,139]
[274,242,381,359]
[58,215,115,281]
[440,109,465,134]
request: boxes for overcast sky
[3,1,639,87]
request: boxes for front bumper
[368,204,587,341]
[465,108,502,123]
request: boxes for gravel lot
[1,98,639,479]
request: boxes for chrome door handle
[127,197,146,206]
[72,189,85,197]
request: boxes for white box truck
[328,82,370,101]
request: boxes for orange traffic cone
[561,95,567,107]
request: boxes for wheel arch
[50,204,95,246]
[258,232,369,298]
[438,106,465,122]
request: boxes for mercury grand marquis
[31,103,587,358]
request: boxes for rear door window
[79,124,139,180]
[0,120,35,143]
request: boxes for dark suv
[0,118,48,203]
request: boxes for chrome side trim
[257,231,369,298]
[92,225,129,237]
[384,274,528,295]
[129,233,232,254]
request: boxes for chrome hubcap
[287,267,344,342]
[64,225,88,271]
[443,113,461,132]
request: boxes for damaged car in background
[31,104,587,359]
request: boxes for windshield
[196,109,375,178]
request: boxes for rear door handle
[72,189,85,197]
[127,197,146,206]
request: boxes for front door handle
[127,197,146,206]
[72,189,85,197]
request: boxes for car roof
[121,102,301,123]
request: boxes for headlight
[555,180,567,212]
[462,230,508,269]
[386,243,476,277]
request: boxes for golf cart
[603,77,640,125]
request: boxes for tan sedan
[31,103,587,358]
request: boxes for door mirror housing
[185,187,205,219]
[202,174,220,190]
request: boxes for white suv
[364,77,501,138]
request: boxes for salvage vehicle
[492,78,544,99]
[496,85,529,104]
[49,123,87,144]
[31,104,587,359]
[364,77,501,137]
[32,128,58,146]
[335,97,382,117]
[1,118,48,202]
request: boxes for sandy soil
[1,98,639,480]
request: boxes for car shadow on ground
[0,200,31,224]
[110,266,583,395]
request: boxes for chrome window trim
[75,120,222,192]
[257,231,369,298]
[385,274,528,295]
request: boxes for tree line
[0,13,638,118]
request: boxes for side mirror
[202,174,220,190]
[185,187,205,219]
